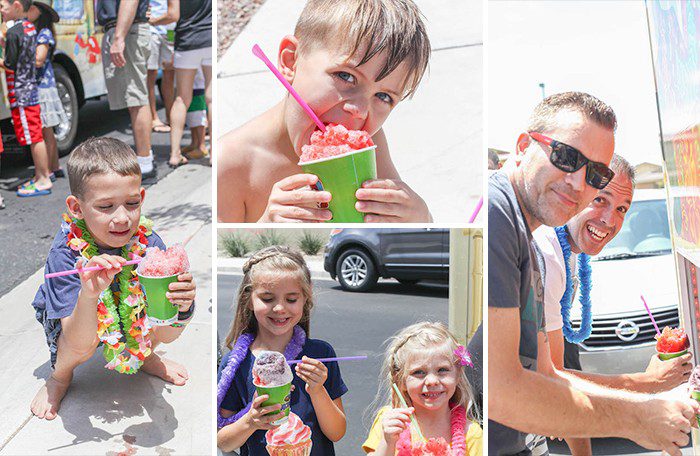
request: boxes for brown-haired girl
[217,246,348,455]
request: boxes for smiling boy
[218,0,432,223]
[30,137,196,420]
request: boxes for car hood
[570,253,679,319]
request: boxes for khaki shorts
[147,32,174,70]
[101,22,151,110]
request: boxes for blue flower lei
[555,225,593,343]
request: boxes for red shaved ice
[655,326,690,353]
[138,245,190,277]
[299,124,374,163]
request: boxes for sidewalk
[217,0,483,223]
[0,165,212,455]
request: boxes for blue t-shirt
[218,339,348,456]
[36,28,56,90]
[32,225,166,320]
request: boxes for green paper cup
[300,145,377,223]
[657,348,688,361]
[138,272,179,326]
[255,381,292,425]
[692,391,700,426]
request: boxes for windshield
[594,198,672,261]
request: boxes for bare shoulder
[217,126,258,222]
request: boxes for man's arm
[489,306,695,456]
[548,329,692,393]
[110,0,139,67]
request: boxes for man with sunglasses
[530,155,693,455]
[488,92,697,456]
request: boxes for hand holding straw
[45,257,142,279]
[468,196,483,223]
[288,355,367,365]
[392,383,425,441]
[641,294,661,336]
[252,44,326,132]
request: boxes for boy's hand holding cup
[77,254,126,300]
[356,179,432,223]
[166,272,196,312]
[259,174,333,223]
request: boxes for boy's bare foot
[141,353,189,385]
[31,374,71,420]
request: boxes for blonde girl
[363,322,482,455]
[216,246,348,455]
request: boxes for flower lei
[396,404,468,456]
[555,225,593,344]
[63,213,154,374]
[217,325,306,428]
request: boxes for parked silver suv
[323,228,449,292]
[571,189,679,374]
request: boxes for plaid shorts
[34,307,62,368]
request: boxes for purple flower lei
[217,325,307,428]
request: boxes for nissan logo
[616,320,640,342]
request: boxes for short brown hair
[67,137,140,198]
[528,91,617,134]
[295,0,431,99]
[610,154,636,186]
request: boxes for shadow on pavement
[32,352,179,453]
[147,202,213,228]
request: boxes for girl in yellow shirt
[362,322,482,456]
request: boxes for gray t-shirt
[175,0,212,51]
[488,172,545,455]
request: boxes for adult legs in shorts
[202,64,212,164]
[148,34,175,132]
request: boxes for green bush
[254,229,287,250]
[298,231,325,255]
[220,232,251,257]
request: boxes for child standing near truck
[0,0,51,197]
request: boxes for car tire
[335,248,378,292]
[53,64,79,156]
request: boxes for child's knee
[58,334,99,363]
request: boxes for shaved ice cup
[255,380,292,426]
[300,145,377,223]
[137,272,179,326]
[657,348,688,361]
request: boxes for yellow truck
[1,0,106,154]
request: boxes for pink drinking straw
[641,294,661,336]
[287,355,367,365]
[45,257,142,279]
[252,44,326,132]
[468,196,483,223]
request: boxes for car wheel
[53,65,79,156]
[336,249,378,292]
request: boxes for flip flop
[168,156,188,169]
[17,181,51,197]
[152,124,171,133]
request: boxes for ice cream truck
[646,0,700,450]
[0,0,106,154]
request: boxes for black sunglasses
[529,132,615,190]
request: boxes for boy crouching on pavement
[31,137,196,420]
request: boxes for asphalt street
[216,273,449,455]
[0,98,209,298]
